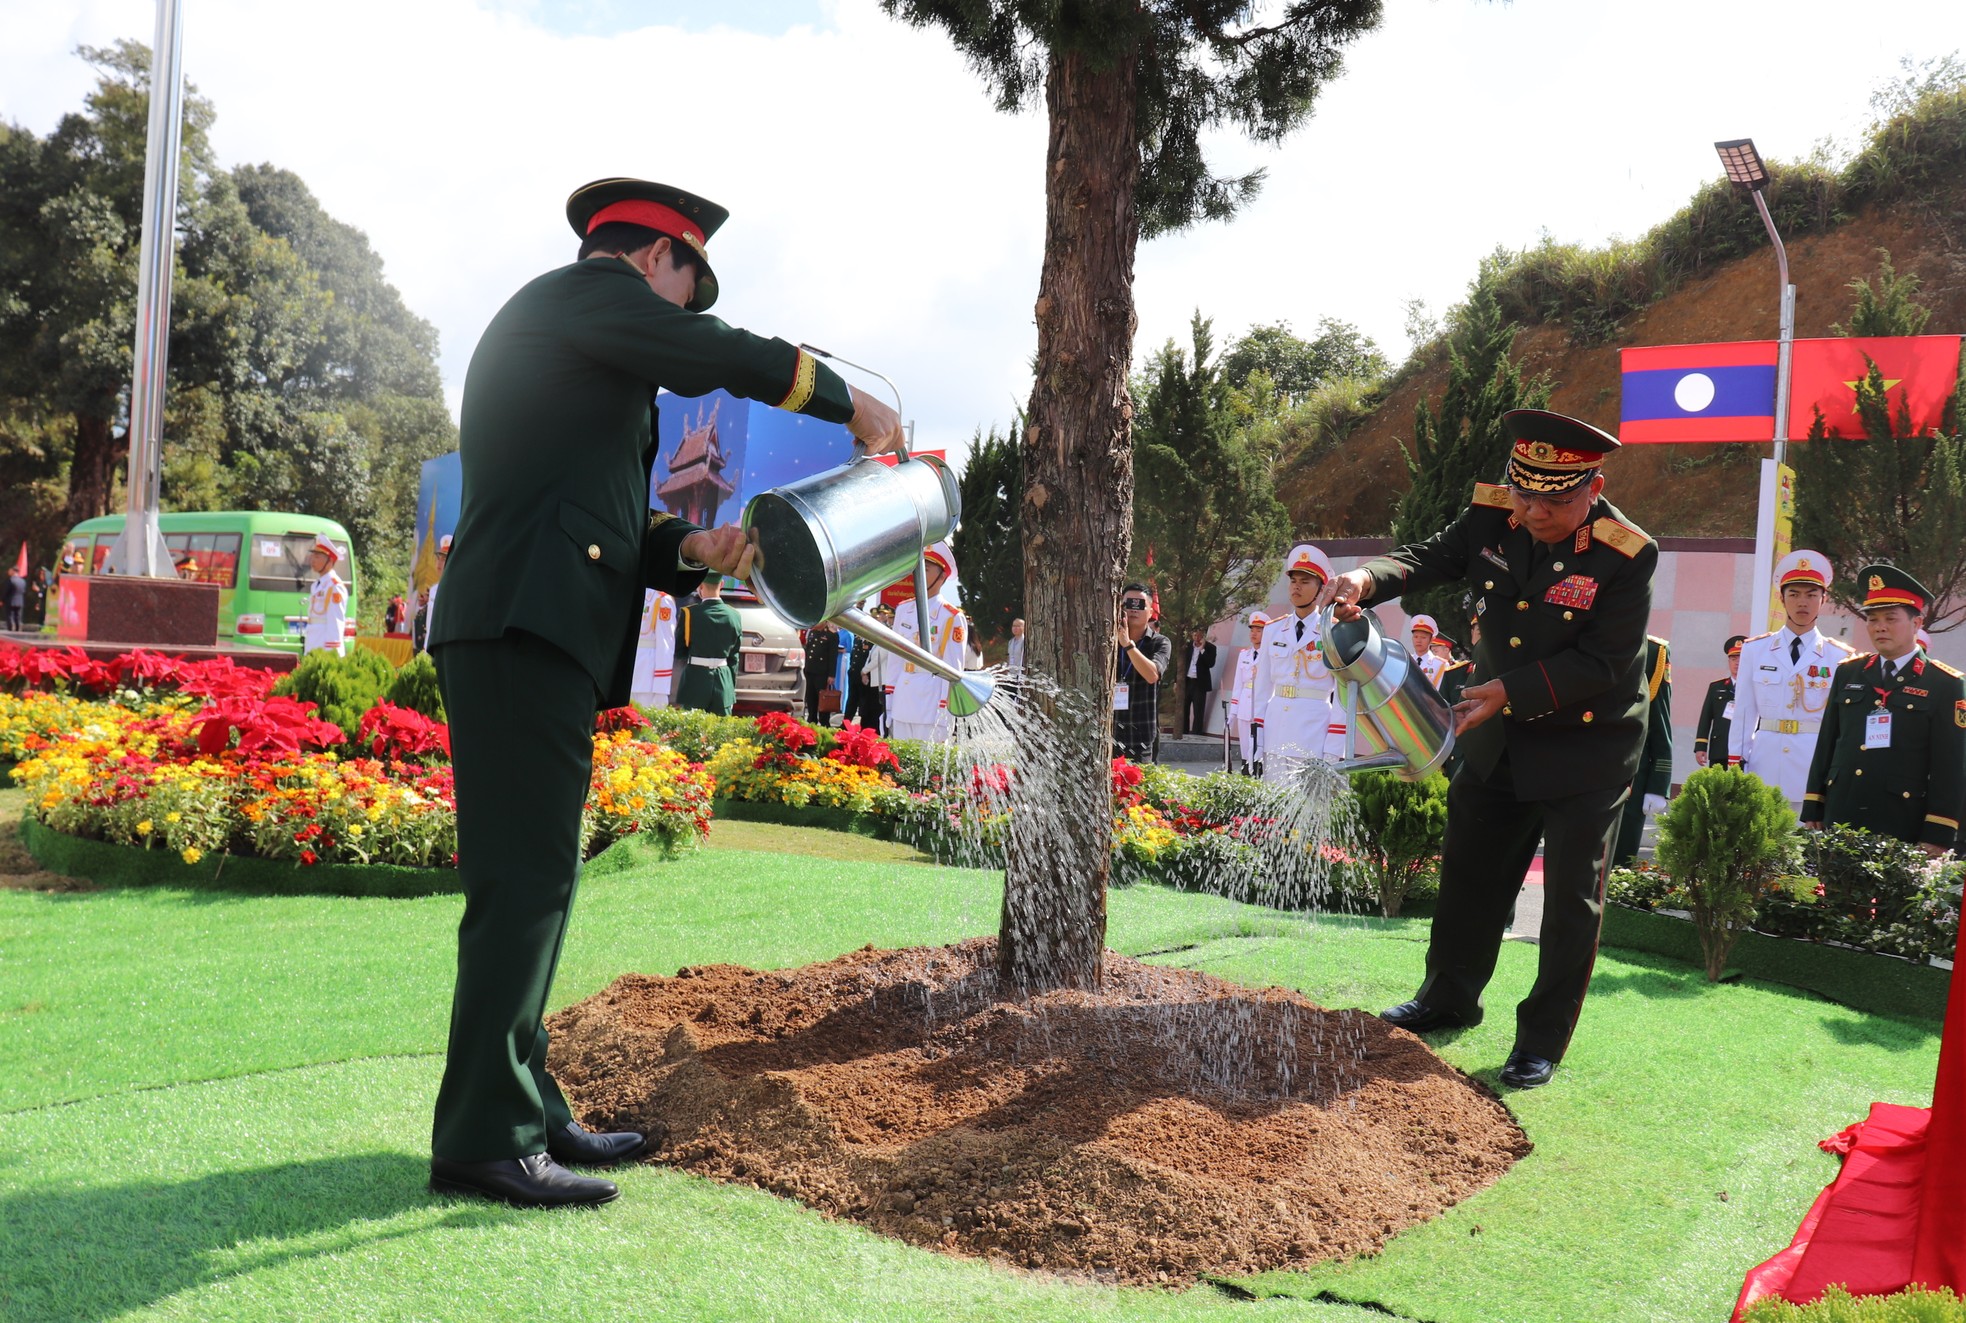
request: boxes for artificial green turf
[0,812,1949,1323]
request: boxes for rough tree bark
[66,412,121,527]
[998,48,1140,994]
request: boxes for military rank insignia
[1544,575,1599,610]
[1956,700,1966,729]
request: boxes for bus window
[190,533,240,587]
[59,538,89,573]
[250,534,350,592]
[90,539,111,572]
[165,533,193,578]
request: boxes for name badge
[1864,710,1892,750]
[1114,682,1130,712]
[1722,700,1735,720]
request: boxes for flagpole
[1750,187,1797,462]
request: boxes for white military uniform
[1252,611,1344,780]
[303,538,348,657]
[1410,615,1444,686]
[629,590,678,708]
[885,596,969,743]
[1728,550,1852,804]
[1228,621,1266,768]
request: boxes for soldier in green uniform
[1318,409,1657,1090]
[1613,635,1673,865]
[1803,565,1965,855]
[1694,635,1745,767]
[426,178,904,1209]
[673,576,743,715]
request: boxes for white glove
[1643,793,1668,815]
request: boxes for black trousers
[1183,683,1213,736]
[1415,756,1628,1062]
[430,632,597,1160]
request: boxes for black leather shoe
[429,1152,619,1208]
[1379,999,1477,1033]
[1499,1050,1557,1089]
[546,1121,648,1168]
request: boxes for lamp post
[1715,138,1798,633]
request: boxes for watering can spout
[835,606,998,716]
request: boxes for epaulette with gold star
[1590,515,1650,559]
[1744,631,1775,644]
[1930,657,1964,679]
[1472,483,1512,510]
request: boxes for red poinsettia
[827,721,900,772]
[192,695,345,757]
[596,707,650,732]
[1111,757,1145,806]
[359,702,452,761]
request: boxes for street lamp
[1714,138,1796,459]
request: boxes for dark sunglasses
[1121,597,1150,610]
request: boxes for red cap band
[586,200,708,259]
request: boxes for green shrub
[385,651,445,722]
[1764,825,1965,963]
[638,707,755,763]
[1605,860,1679,912]
[1655,767,1803,980]
[1344,769,1448,917]
[1742,1283,1966,1322]
[271,648,394,744]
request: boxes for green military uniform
[1613,636,1673,865]
[673,597,743,715]
[1802,566,1966,850]
[426,179,855,1165]
[1436,654,1474,782]
[1362,410,1656,1066]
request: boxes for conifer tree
[952,422,1025,647]
[1390,285,1549,631]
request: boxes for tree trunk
[66,412,121,527]
[998,48,1141,994]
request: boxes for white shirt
[885,598,970,725]
[303,570,347,656]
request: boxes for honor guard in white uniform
[1411,614,1447,687]
[1252,543,1344,782]
[302,534,348,657]
[629,590,678,708]
[1729,549,1855,806]
[884,542,969,744]
[1228,611,1268,775]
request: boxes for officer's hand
[1315,568,1373,621]
[1642,793,1668,815]
[1922,841,1948,859]
[1451,679,1507,735]
[680,526,756,580]
[847,387,906,456]
[1694,751,1708,767]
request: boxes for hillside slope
[1284,190,1966,540]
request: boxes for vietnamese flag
[1619,341,1779,443]
[1789,334,1963,438]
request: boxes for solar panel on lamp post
[1714,138,1795,459]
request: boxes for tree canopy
[0,42,455,617]
[1221,318,1387,399]
[952,422,1025,644]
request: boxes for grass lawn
[0,783,1944,1322]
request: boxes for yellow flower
[165,811,181,824]
[181,847,203,865]
[136,820,154,835]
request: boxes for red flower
[358,702,451,761]
[596,707,650,732]
[754,711,818,754]
[827,721,901,772]
[299,849,318,866]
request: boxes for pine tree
[1792,254,1966,630]
[1390,285,1549,630]
[952,423,1024,648]
[882,0,1384,991]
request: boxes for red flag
[1789,335,1962,438]
[11,542,24,579]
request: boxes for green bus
[57,511,357,653]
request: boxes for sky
[3,0,1961,471]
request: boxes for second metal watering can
[742,446,997,718]
[1318,604,1456,781]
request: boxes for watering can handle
[799,343,908,464]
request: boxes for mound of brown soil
[547,938,1529,1284]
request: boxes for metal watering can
[741,352,997,718]
[1318,604,1455,781]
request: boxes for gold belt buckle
[1779,719,1800,735]
[1277,684,1297,698]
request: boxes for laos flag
[1619,341,1779,443]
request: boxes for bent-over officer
[1317,409,1658,1090]
[674,577,743,715]
[1694,635,1745,767]
[1252,543,1343,782]
[1612,635,1672,866]
[1803,565,1965,855]
[1729,550,1854,808]
[426,177,905,1210]
[302,535,348,657]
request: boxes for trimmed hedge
[1601,905,1951,1022]
[1743,1284,1965,1321]
[710,795,893,840]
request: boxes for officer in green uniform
[673,576,743,715]
[1694,635,1745,767]
[1803,565,1965,855]
[1613,635,1673,865]
[426,178,904,1209]
[1318,409,1657,1089]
